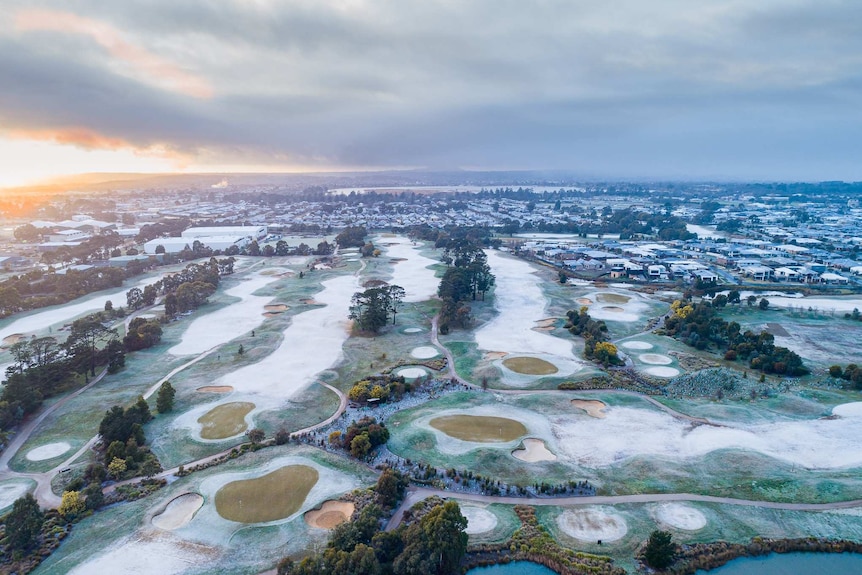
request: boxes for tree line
[663,299,808,376]
[436,237,495,334]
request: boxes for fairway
[197,402,255,440]
[502,356,559,375]
[215,465,319,523]
[430,415,527,442]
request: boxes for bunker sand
[304,500,355,529]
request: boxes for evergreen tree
[156,381,176,413]
[5,494,43,551]
[644,530,676,569]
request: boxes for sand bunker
[265,303,288,311]
[0,480,32,510]
[512,438,557,462]
[215,465,318,523]
[262,311,282,317]
[484,351,507,360]
[1,333,25,347]
[534,318,556,329]
[25,441,71,461]
[397,367,427,379]
[304,500,355,529]
[601,306,625,313]
[833,402,862,417]
[411,346,440,359]
[596,293,631,304]
[639,354,673,365]
[430,415,527,443]
[299,298,321,305]
[152,493,204,531]
[502,356,559,375]
[654,503,707,531]
[576,298,593,305]
[462,506,499,535]
[197,386,233,393]
[621,341,653,350]
[571,399,607,418]
[644,366,680,378]
[403,327,423,333]
[557,508,628,542]
[197,402,255,440]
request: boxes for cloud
[1,1,861,180]
[14,8,213,99]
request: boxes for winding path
[386,487,862,531]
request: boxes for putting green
[596,293,630,304]
[502,356,559,375]
[430,415,527,442]
[197,402,255,440]
[215,465,319,523]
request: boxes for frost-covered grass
[464,503,520,545]
[33,445,376,575]
[531,501,862,573]
[387,390,862,501]
[721,305,862,370]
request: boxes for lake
[696,552,862,574]
[467,561,558,575]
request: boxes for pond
[696,552,862,574]
[467,561,558,575]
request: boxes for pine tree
[156,381,176,413]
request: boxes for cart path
[386,486,862,531]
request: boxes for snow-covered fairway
[213,273,359,400]
[381,236,439,302]
[554,401,862,470]
[0,274,168,342]
[168,272,282,356]
[475,251,582,373]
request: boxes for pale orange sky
[2,1,860,186]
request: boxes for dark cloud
[2,1,861,179]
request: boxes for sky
[1,0,860,187]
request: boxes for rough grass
[429,415,527,442]
[197,402,255,440]
[215,464,319,523]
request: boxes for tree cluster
[335,226,369,248]
[663,300,808,376]
[123,317,163,352]
[329,417,390,459]
[565,307,622,366]
[0,266,128,319]
[279,499,467,575]
[349,285,406,333]
[829,364,862,389]
[347,375,408,405]
[97,397,161,479]
[0,310,125,436]
[436,238,494,333]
